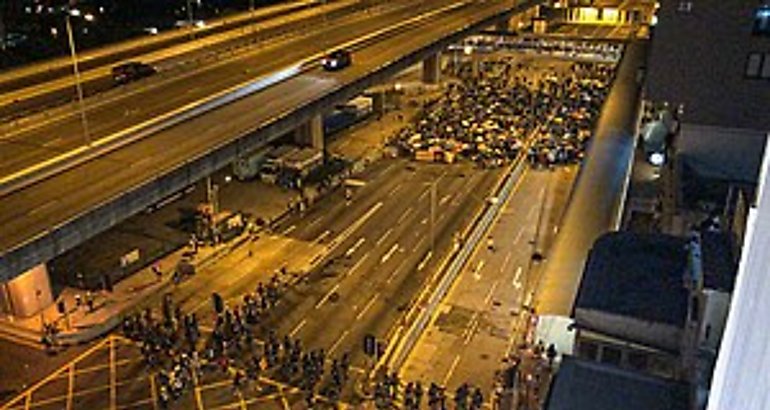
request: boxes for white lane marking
[346,253,370,278]
[376,228,393,246]
[484,280,500,306]
[514,226,525,244]
[308,215,324,228]
[282,225,296,235]
[500,252,512,274]
[439,194,451,205]
[388,185,401,197]
[442,355,462,385]
[327,202,383,250]
[315,283,340,309]
[356,295,378,320]
[420,217,428,225]
[513,266,523,289]
[413,236,426,249]
[381,243,399,264]
[385,259,408,284]
[316,229,331,243]
[473,260,485,280]
[289,319,306,338]
[398,208,414,224]
[329,330,350,355]
[463,317,479,346]
[417,251,432,271]
[345,237,366,257]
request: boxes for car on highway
[321,49,352,71]
[112,61,157,85]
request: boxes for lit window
[746,52,763,78]
[754,6,770,36]
[677,1,692,13]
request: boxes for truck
[232,146,273,181]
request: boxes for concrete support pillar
[495,18,511,32]
[294,114,324,151]
[0,264,53,318]
[422,53,441,85]
[371,91,386,115]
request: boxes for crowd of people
[120,273,493,408]
[372,371,485,410]
[394,54,616,170]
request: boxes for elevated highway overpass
[0,0,543,307]
[0,0,384,119]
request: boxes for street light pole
[186,0,195,39]
[65,12,91,146]
[430,180,437,252]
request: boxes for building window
[763,53,770,78]
[753,6,770,36]
[600,346,623,366]
[578,341,599,361]
[746,52,764,78]
[627,351,648,371]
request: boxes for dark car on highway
[321,49,352,71]
[112,61,157,85]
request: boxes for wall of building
[646,0,770,131]
[707,135,770,410]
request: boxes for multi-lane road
[2,156,503,409]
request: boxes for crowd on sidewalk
[393,55,616,169]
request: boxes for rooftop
[545,355,689,410]
[575,231,690,326]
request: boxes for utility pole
[186,0,195,39]
[430,180,437,252]
[65,12,91,146]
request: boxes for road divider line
[347,253,369,278]
[442,355,461,386]
[376,228,393,246]
[380,243,399,264]
[329,330,350,355]
[513,266,523,289]
[397,208,413,224]
[315,229,332,243]
[344,237,365,257]
[315,283,340,309]
[289,318,307,338]
[356,295,378,321]
[417,251,432,271]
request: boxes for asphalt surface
[0,0,516,273]
[2,157,502,409]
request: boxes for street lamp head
[84,13,95,22]
[69,8,81,17]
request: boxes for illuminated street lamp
[65,7,92,146]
